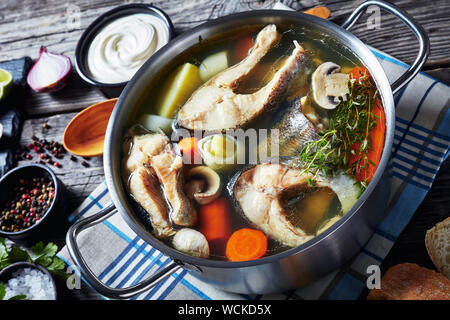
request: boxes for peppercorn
[0,176,55,232]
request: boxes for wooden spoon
[63,98,117,157]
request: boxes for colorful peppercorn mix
[0,177,55,232]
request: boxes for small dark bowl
[0,164,67,245]
[74,4,174,98]
[0,261,57,300]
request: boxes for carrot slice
[199,198,231,244]
[233,36,254,61]
[303,6,331,19]
[350,66,371,83]
[349,99,386,182]
[178,137,199,164]
[226,228,267,262]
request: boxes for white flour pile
[3,267,56,300]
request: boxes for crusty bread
[425,217,450,279]
[367,263,450,300]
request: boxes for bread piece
[367,263,450,300]
[425,217,450,279]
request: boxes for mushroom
[184,166,222,205]
[311,62,349,110]
[172,228,210,258]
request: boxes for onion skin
[27,46,72,93]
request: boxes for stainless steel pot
[66,0,429,299]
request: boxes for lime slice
[0,68,13,100]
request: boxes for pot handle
[341,0,430,94]
[66,204,182,299]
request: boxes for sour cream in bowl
[74,4,174,97]
[87,13,169,84]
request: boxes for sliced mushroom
[172,228,210,258]
[184,166,222,205]
[311,62,349,110]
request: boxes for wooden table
[1,0,449,300]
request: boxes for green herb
[299,130,340,185]
[0,282,26,300]
[0,238,66,278]
[299,73,379,191]
[0,238,29,269]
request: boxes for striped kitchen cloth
[57,12,450,302]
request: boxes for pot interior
[104,10,395,268]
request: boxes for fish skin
[257,97,319,160]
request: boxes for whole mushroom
[311,62,349,110]
[172,228,210,258]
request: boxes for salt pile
[4,267,56,300]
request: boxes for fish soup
[122,24,385,261]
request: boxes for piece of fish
[257,96,319,160]
[129,167,175,238]
[124,132,197,230]
[177,24,308,131]
[233,163,359,247]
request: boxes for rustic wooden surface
[0,0,449,300]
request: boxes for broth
[122,24,383,261]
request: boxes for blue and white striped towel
[57,6,450,301]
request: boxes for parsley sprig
[0,237,66,278]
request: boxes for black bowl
[74,4,174,98]
[0,261,57,300]
[0,164,67,245]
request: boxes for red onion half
[27,46,72,93]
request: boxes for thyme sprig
[299,73,379,192]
